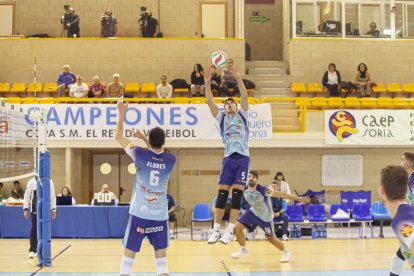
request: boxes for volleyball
[211,51,228,67]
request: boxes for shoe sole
[231,253,249,259]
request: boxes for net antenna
[0,101,41,183]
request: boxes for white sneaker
[245,231,254,241]
[231,248,249,259]
[282,234,289,241]
[207,229,221,244]
[219,231,233,244]
[170,233,175,239]
[28,251,36,259]
[280,250,291,263]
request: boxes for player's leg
[208,157,234,244]
[120,216,146,276]
[28,212,37,258]
[261,220,291,262]
[231,212,252,259]
[149,219,170,276]
[168,215,176,239]
[390,247,406,276]
[220,156,249,244]
[280,213,289,241]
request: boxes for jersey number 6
[150,170,160,186]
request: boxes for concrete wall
[0,38,245,84]
[289,38,414,84]
[10,0,234,38]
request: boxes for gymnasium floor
[0,235,413,276]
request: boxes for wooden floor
[0,238,412,274]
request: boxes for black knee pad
[396,248,405,260]
[231,189,244,210]
[215,189,229,209]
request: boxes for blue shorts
[123,215,169,252]
[238,210,274,236]
[218,153,250,186]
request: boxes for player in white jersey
[204,63,250,244]
[116,98,176,276]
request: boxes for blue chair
[191,204,213,240]
[286,204,304,222]
[307,204,327,222]
[372,201,391,238]
[352,203,372,221]
[330,204,350,222]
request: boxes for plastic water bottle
[322,225,327,238]
[290,224,295,239]
[370,224,374,238]
[311,225,316,239]
[297,225,302,238]
[358,224,363,239]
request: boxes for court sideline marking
[220,260,232,276]
[30,244,72,276]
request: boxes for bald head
[101,184,110,193]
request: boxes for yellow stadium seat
[22,97,37,104]
[174,97,190,104]
[327,97,344,108]
[291,82,307,93]
[38,98,56,104]
[307,83,324,93]
[247,89,254,93]
[125,82,140,93]
[387,83,403,93]
[402,83,414,93]
[394,98,410,108]
[311,97,327,108]
[190,97,206,104]
[11,83,26,93]
[0,83,10,93]
[344,97,361,108]
[174,88,190,93]
[43,83,58,93]
[377,97,394,108]
[141,83,156,93]
[372,83,387,93]
[361,98,378,108]
[6,97,22,104]
[27,83,43,93]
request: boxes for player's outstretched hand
[117,97,128,113]
[228,64,240,77]
[133,129,146,139]
[202,70,212,83]
[299,197,311,204]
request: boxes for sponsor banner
[18,104,272,140]
[325,110,414,145]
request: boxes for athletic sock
[155,257,168,275]
[120,256,134,275]
[226,223,235,233]
[390,254,405,276]
[213,223,221,231]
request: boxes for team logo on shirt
[145,195,159,202]
[329,110,358,142]
[400,224,413,237]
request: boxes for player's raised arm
[203,70,219,117]
[228,64,248,112]
[115,98,131,150]
[269,189,310,204]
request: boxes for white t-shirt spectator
[156,84,173,98]
[70,83,89,98]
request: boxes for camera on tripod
[61,5,71,29]
[138,6,149,27]
[101,14,112,26]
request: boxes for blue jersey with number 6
[125,144,176,221]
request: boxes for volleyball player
[379,165,414,276]
[204,64,250,244]
[115,98,176,276]
[231,170,309,262]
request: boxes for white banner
[325,110,414,145]
[18,104,272,140]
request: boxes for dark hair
[194,64,203,73]
[0,182,3,188]
[224,97,237,110]
[161,75,167,79]
[380,165,408,201]
[274,172,286,181]
[357,63,368,78]
[13,181,19,185]
[403,152,414,168]
[328,63,336,70]
[249,170,259,180]
[61,186,73,196]
[149,127,166,148]
[210,65,216,69]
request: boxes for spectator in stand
[11,180,24,199]
[367,22,380,37]
[322,63,342,97]
[69,75,89,98]
[354,63,371,97]
[88,76,106,98]
[0,182,3,200]
[221,59,238,96]
[191,64,205,97]
[271,180,289,241]
[57,186,76,205]
[274,172,291,195]
[107,73,124,98]
[209,66,222,96]
[100,8,118,38]
[57,65,76,97]
[156,75,173,99]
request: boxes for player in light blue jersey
[115,98,176,276]
[379,165,414,276]
[204,63,250,244]
[231,171,309,262]
[400,152,414,205]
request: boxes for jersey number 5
[150,170,160,186]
